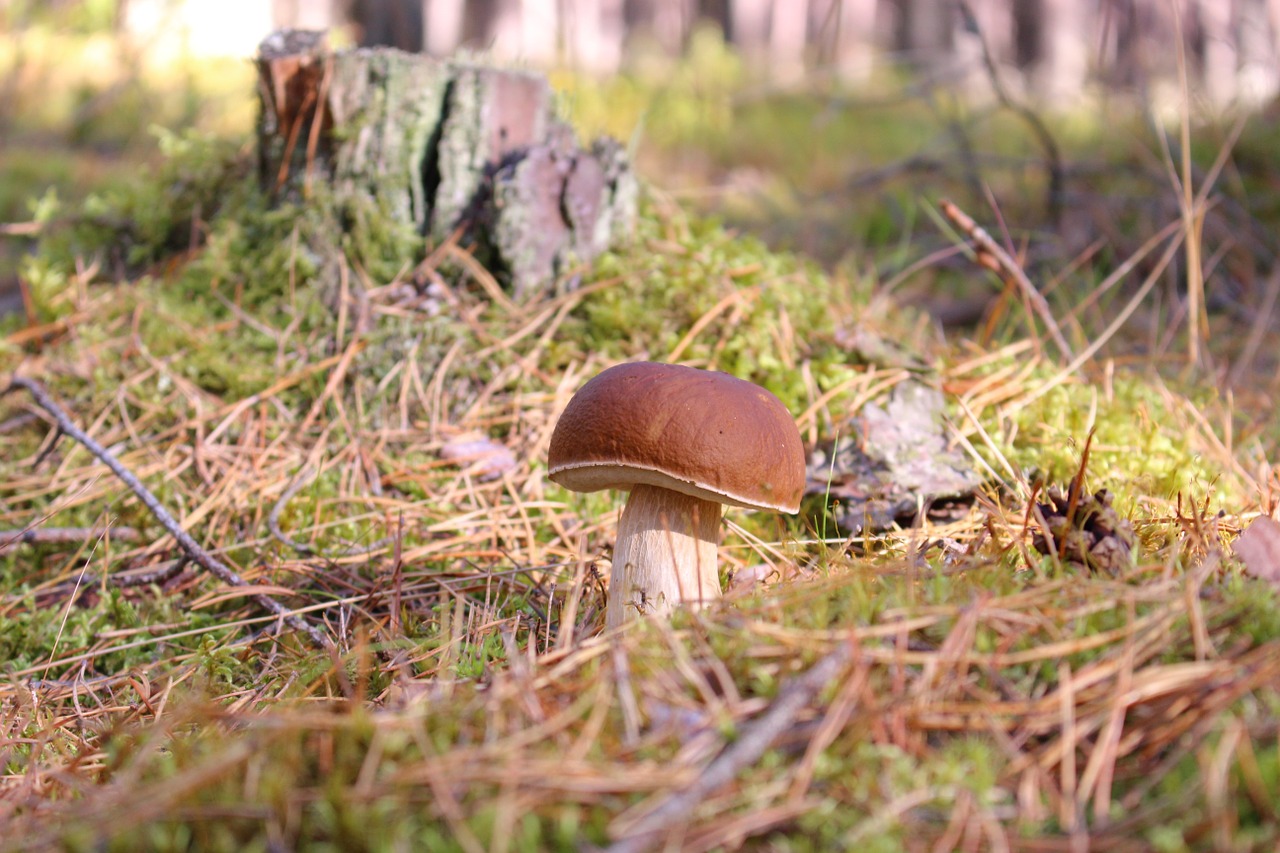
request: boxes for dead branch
[110,556,191,588]
[3,375,330,648]
[940,198,1075,364]
[0,525,139,555]
[958,0,1064,224]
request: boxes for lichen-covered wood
[429,65,554,245]
[327,48,448,233]
[254,29,636,295]
[494,135,636,298]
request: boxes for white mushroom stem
[606,483,723,628]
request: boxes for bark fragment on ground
[805,380,983,533]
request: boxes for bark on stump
[255,29,636,297]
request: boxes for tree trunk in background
[255,30,637,296]
[1027,0,1088,105]
[815,0,880,82]
[697,0,731,37]
[273,0,338,30]
[954,0,1011,100]
[1270,0,1280,78]
[351,0,424,49]
[458,0,499,47]
[1240,0,1280,104]
[728,0,771,61]
[563,0,626,72]
[770,0,808,81]
[1096,0,1145,89]
[1012,0,1041,70]
[965,0,1012,63]
[256,0,1280,105]
[896,0,955,73]
[516,0,560,65]
[424,0,465,56]
[624,0,696,57]
[481,0,525,59]
[1196,0,1238,106]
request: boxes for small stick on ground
[269,464,320,555]
[111,556,191,588]
[0,525,139,555]
[605,636,857,853]
[268,463,394,558]
[4,376,330,648]
[940,198,1075,365]
[0,523,188,592]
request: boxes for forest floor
[2,22,1279,853]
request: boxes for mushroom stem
[606,483,722,628]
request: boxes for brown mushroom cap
[548,362,806,513]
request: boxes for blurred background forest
[5,0,1280,377]
[8,7,1280,848]
[40,0,1280,104]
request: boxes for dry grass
[1,213,1277,849]
[2,28,1280,850]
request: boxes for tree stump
[255,29,636,297]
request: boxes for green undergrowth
[1,62,1278,851]
[989,364,1233,513]
[1,125,1252,651]
[7,556,1279,850]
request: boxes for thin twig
[269,464,321,555]
[958,0,1064,224]
[940,198,1075,364]
[605,637,856,853]
[111,556,191,588]
[4,376,330,647]
[0,525,139,555]
[268,463,394,558]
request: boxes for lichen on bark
[254,31,635,296]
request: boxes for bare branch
[940,198,1075,365]
[0,525,139,555]
[4,375,330,648]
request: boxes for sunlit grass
[1,23,1279,852]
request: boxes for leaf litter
[0,132,1278,853]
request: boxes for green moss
[5,45,1280,853]
[573,201,908,419]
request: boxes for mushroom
[547,362,805,627]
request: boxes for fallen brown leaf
[1232,516,1280,590]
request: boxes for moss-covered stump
[255,29,636,296]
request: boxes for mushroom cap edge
[547,361,806,513]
